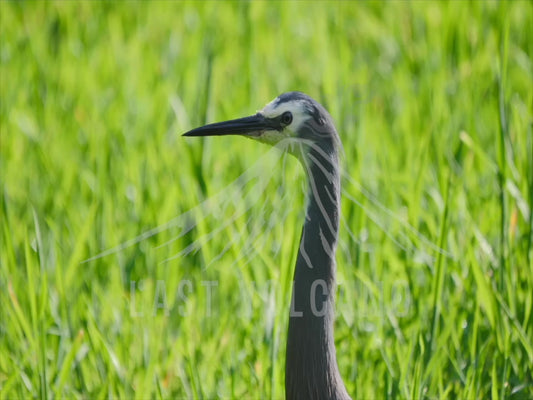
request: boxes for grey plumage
[184,92,351,400]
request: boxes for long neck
[285,143,350,400]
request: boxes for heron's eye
[280,111,293,126]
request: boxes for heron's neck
[285,143,350,400]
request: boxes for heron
[183,92,351,400]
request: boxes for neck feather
[285,142,350,400]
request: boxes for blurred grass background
[1,1,532,398]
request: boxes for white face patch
[256,98,313,144]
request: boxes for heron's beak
[183,113,278,137]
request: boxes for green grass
[1,1,532,398]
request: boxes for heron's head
[183,92,340,157]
